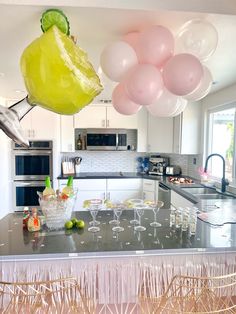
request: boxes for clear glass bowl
[38,192,77,230]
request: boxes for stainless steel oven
[13,181,45,211]
[12,141,53,211]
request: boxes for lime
[83,200,90,208]
[41,9,70,35]
[76,220,85,229]
[65,220,73,229]
[71,218,79,226]
[20,26,103,115]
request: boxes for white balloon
[100,41,138,82]
[146,87,187,117]
[184,66,213,101]
[176,19,218,61]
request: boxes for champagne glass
[112,202,125,233]
[150,200,164,227]
[134,204,148,232]
[127,199,144,225]
[88,199,102,233]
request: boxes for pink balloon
[100,41,138,82]
[124,64,163,106]
[163,53,203,96]
[123,32,139,51]
[146,87,187,117]
[136,25,174,67]
[112,84,141,115]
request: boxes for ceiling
[1,1,236,102]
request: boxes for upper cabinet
[74,104,138,129]
[173,101,201,154]
[147,114,173,153]
[20,106,59,140]
[60,115,75,152]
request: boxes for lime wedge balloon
[20,26,103,115]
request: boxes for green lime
[71,218,79,226]
[40,9,70,35]
[65,220,73,230]
[76,220,85,229]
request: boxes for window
[207,106,235,182]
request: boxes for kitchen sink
[181,186,236,200]
[181,187,217,194]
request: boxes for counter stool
[0,277,93,313]
[139,272,236,313]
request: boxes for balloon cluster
[100,19,217,117]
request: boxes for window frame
[206,102,236,183]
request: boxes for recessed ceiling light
[0,72,5,77]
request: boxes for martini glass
[88,199,102,233]
[134,204,148,232]
[112,202,125,233]
[150,201,164,227]
[127,199,143,225]
[0,26,103,147]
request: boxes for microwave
[86,129,128,151]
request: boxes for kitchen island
[1,204,236,312]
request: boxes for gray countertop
[1,205,236,261]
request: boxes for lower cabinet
[107,179,142,202]
[142,179,156,201]
[171,190,195,209]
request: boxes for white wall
[0,98,11,219]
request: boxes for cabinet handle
[102,119,105,127]
[143,192,146,198]
[107,119,110,127]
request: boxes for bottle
[61,176,74,198]
[77,134,82,150]
[23,206,30,229]
[27,208,41,232]
[43,176,55,200]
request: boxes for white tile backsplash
[62,151,202,179]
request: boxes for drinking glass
[127,199,144,225]
[150,200,164,227]
[112,202,125,233]
[134,204,148,232]
[88,199,103,233]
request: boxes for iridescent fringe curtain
[1,252,235,309]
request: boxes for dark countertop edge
[1,247,236,262]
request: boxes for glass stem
[154,212,157,223]
[139,215,141,226]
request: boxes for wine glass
[88,199,102,233]
[134,204,148,232]
[112,202,125,233]
[127,199,144,225]
[149,200,164,227]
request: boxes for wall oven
[12,141,53,211]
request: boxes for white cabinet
[171,190,195,209]
[74,104,139,129]
[142,179,156,201]
[20,106,59,140]
[60,115,75,152]
[147,114,173,153]
[173,101,201,154]
[107,178,142,201]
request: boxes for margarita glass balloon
[0,25,103,147]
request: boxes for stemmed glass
[149,200,164,227]
[134,204,148,232]
[88,199,103,233]
[112,202,125,233]
[127,199,144,225]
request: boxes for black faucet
[204,153,229,193]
